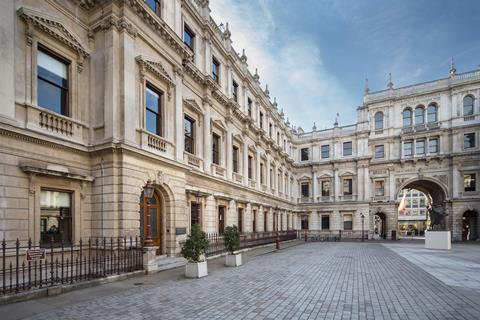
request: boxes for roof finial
[449,57,456,77]
[387,73,393,89]
[273,97,278,109]
[240,49,247,63]
[223,22,231,40]
[264,84,270,97]
[364,78,369,95]
[312,122,317,131]
[334,113,339,127]
[253,68,260,82]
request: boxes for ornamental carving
[100,15,138,38]
[136,56,175,100]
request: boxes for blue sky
[210,0,480,130]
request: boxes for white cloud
[210,0,356,129]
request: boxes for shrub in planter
[224,225,242,267]
[181,224,209,278]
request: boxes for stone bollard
[143,246,159,273]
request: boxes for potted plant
[224,225,242,267]
[181,224,209,278]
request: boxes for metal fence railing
[1,237,143,296]
[205,230,297,257]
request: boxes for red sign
[26,249,46,261]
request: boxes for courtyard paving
[2,242,480,320]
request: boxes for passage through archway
[398,179,448,237]
[373,212,386,239]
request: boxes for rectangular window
[277,132,280,145]
[464,174,476,192]
[301,183,310,198]
[184,116,195,154]
[191,202,200,226]
[183,24,195,50]
[343,214,352,230]
[343,179,352,195]
[321,180,330,197]
[252,210,256,233]
[343,141,353,156]
[404,141,413,156]
[37,48,69,116]
[232,146,239,173]
[40,189,72,245]
[247,98,252,117]
[232,80,239,102]
[248,155,253,179]
[375,180,385,196]
[301,215,309,230]
[212,57,220,83]
[301,148,309,161]
[416,140,425,155]
[269,123,273,137]
[145,0,161,16]
[321,215,330,230]
[260,163,264,184]
[429,138,439,154]
[270,168,273,188]
[464,133,476,149]
[145,84,163,136]
[237,208,243,233]
[321,145,330,159]
[375,145,384,159]
[212,133,220,165]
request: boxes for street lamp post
[143,180,155,247]
[275,207,280,250]
[361,213,365,242]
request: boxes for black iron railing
[205,230,297,256]
[1,237,143,296]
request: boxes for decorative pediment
[183,98,204,115]
[339,170,356,177]
[211,118,227,132]
[318,173,333,179]
[18,7,90,63]
[297,174,312,181]
[136,55,175,88]
[233,133,245,143]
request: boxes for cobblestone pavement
[14,243,480,319]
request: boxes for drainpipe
[100,158,105,238]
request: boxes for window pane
[429,138,438,153]
[146,87,160,113]
[416,140,425,154]
[374,112,383,129]
[404,141,413,156]
[375,145,384,158]
[464,174,476,192]
[343,179,352,195]
[38,79,65,114]
[463,96,474,116]
[37,49,68,115]
[301,148,309,161]
[40,190,72,244]
[146,109,160,135]
[415,107,424,124]
[343,142,352,156]
[321,145,329,158]
[403,109,412,126]
[38,50,67,80]
[322,181,330,196]
[427,105,437,123]
[464,133,475,148]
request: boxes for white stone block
[225,253,242,267]
[425,231,451,250]
[185,261,208,278]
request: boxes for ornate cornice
[99,15,138,38]
[18,7,90,60]
[136,55,176,100]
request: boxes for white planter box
[425,231,451,250]
[185,261,208,278]
[226,253,242,267]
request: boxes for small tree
[181,224,209,263]
[224,225,240,254]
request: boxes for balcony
[299,197,313,203]
[249,179,256,188]
[464,115,476,121]
[317,196,333,202]
[140,130,173,157]
[211,164,225,177]
[261,184,267,192]
[339,195,357,201]
[233,172,243,183]
[184,152,202,168]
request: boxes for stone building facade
[0,0,478,256]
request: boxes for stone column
[120,31,136,145]
[0,0,16,124]
[266,159,271,190]
[334,169,340,201]
[227,200,236,227]
[203,99,212,173]
[256,149,261,191]
[226,124,233,180]
[388,168,395,201]
[364,166,370,201]
[243,142,249,187]
[312,171,317,201]
[174,69,184,161]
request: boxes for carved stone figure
[428,205,448,230]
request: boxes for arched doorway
[463,210,478,241]
[139,191,162,254]
[398,178,448,235]
[373,212,386,239]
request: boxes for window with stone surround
[343,214,352,230]
[37,47,69,116]
[184,115,195,154]
[40,189,72,246]
[375,145,384,159]
[321,180,330,197]
[463,95,474,116]
[145,0,161,17]
[212,56,220,83]
[301,148,309,161]
[374,180,385,196]
[415,106,425,124]
[321,215,330,230]
[464,133,475,149]
[429,138,439,153]
[232,145,239,173]
[403,140,413,156]
[416,139,425,155]
[247,98,252,117]
[374,111,383,130]
[343,179,353,195]
[232,80,239,102]
[212,133,220,165]
[301,182,310,198]
[237,208,243,233]
[403,108,412,126]
[321,145,330,159]
[343,141,353,156]
[301,215,309,230]
[145,83,163,136]
[183,23,195,51]
[427,103,438,123]
[248,155,253,179]
[464,174,476,192]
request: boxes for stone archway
[463,210,478,241]
[373,212,387,239]
[397,178,449,232]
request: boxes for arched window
[463,95,474,116]
[402,108,412,126]
[374,112,383,130]
[415,106,425,125]
[427,104,438,123]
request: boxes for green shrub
[181,224,209,263]
[224,225,240,254]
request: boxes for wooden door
[140,192,162,254]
